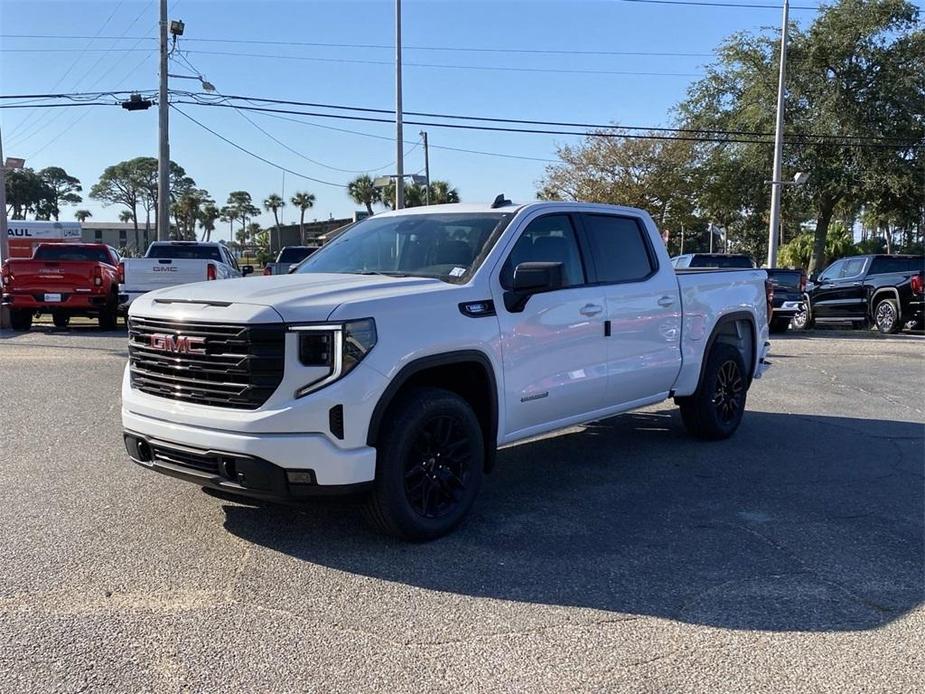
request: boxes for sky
[0,0,835,241]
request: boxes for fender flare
[366,350,499,471]
[692,310,759,392]
[870,287,902,322]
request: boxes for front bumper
[772,300,803,317]
[122,407,377,499]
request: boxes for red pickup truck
[1,243,122,331]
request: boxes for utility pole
[420,130,430,205]
[157,0,170,241]
[0,129,10,329]
[766,0,789,268]
[680,225,685,255]
[394,0,404,210]
[709,223,714,253]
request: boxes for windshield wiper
[348,270,410,278]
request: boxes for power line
[171,105,349,188]
[0,33,715,57]
[181,50,704,78]
[176,91,919,144]
[613,0,820,9]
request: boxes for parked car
[1,242,121,331]
[262,246,321,276]
[122,200,772,540]
[792,254,924,334]
[119,241,251,312]
[671,253,756,269]
[764,268,806,333]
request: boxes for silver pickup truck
[262,246,321,276]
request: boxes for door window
[580,214,655,283]
[500,214,585,289]
[817,260,844,282]
[840,257,867,279]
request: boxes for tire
[52,312,70,329]
[364,387,484,541]
[873,298,901,335]
[769,317,790,334]
[790,302,813,331]
[9,309,32,331]
[98,302,118,331]
[676,342,748,441]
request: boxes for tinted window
[278,247,317,263]
[765,270,802,290]
[500,214,585,289]
[34,245,111,264]
[818,260,844,282]
[869,256,925,275]
[581,214,654,282]
[689,255,755,268]
[840,257,867,278]
[147,244,223,261]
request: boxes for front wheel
[365,387,484,541]
[676,342,748,441]
[874,298,901,334]
[790,302,813,331]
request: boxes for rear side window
[580,214,654,283]
[869,256,925,275]
[690,255,754,269]
[34,245,111,264]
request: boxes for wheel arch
[870,287,901,321]
[366,350,499,472]
[695,311,758,392]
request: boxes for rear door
[491,212,608,438]
[578,213,682,407]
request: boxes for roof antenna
[491,194,512,209]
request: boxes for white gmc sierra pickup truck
[122,200,771,540]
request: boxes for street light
[765,171,809,256]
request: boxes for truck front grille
[128,316,285,409]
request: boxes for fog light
[286,470,317,485]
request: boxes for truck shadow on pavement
[221,409,924,633]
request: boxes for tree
[226,191,259,233]
[119,210,133,223]
[199,202,220,242]
[347,174,381,215]
[38,166,82,221]
[172,189,211,240]
[5,168,55,220]
[74,209,92,223]
[263,193,285,253]
[426,180,460,205]
[679,0,924,271]
[290,191,316,243]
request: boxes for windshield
[34,245,112,264]
[690,255,755,268]
[278,247,317,263]
[296,212,513,282]
[147,244,223,261]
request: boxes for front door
[491,213,607,440]
[813,258,868,319]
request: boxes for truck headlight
[292,318,377,397]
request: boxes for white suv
[122,200,770,539]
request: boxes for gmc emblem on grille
[148,333,207,355]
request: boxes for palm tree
[74,209,92,223]
[119,210,133,223]
[347,174,381,216]
[427,180,460,205]
[263,193,284,254]
[290,191,316,244]
[199,202,220,242]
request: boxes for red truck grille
[128,317,285,409]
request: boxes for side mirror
[287,265,299,274]
[504,261,563,312]
[241,265,254,276]
[808,272,818,284]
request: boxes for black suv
[793,255,924,334]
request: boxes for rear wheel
[52,312,70,329]
[9,309,33,331]
[98,297,118,330]
[677,342,748,441]
[874,298,901,334]
[365,387,484,541]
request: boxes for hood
[130,272,451,324]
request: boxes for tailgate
[5,260,97,293]
[123,259,208,292]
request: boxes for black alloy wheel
[403,414,473,519]
[713,359,744,424]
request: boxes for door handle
[657,295,676,307]
[850,282,862,286]
[579,303,603,317]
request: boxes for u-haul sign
[6,221,83,258]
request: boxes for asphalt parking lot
[1,321,922,693]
